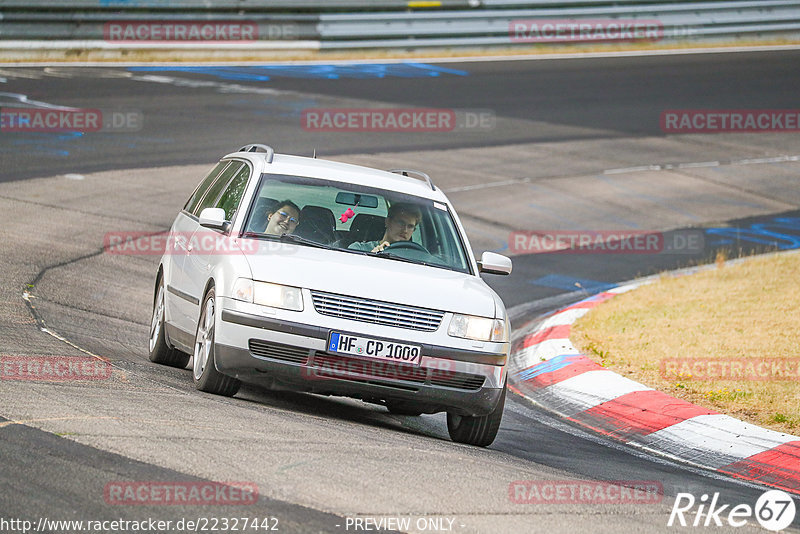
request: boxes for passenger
[349,203,422,253]
[264,200,301,236]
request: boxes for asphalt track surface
[0,50,799,533]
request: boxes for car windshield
[242,173,471,274]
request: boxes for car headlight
[448,313,505,342]
[232,278,303,312]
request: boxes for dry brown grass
[4,38,800,63]
[572,251,800,434]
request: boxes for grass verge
[3,38,800,63]
[571,251,800,434]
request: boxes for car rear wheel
[446,380,506,447]
[193,288,240,397]
[149,276,190,368]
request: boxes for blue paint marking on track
[516,353,583,381]
[529,274,616,294]
[128,63,469,81]
[0,132,84,156]
[704,216,800,250]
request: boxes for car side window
[193,161,245,217]
[216,164,251,221]
[184,161,228,214]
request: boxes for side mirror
[198,207,230,232]
[477,251,512,275]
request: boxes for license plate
[327,332,422,366]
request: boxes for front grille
[430,369,485,390]
[310,290,444,331]
[311,353,485,391]
[249,339,309,364]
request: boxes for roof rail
[238,144,275,163]
[388,169,435,191]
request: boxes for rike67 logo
[668,490,796,531]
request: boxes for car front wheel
[149,275,191,368]
[446,380,506,447]
[193,287,240,397]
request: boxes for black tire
[446,381,506,447]
[385,402,423,417]
[148,275,191,368]
[192,288,240,397]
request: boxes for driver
[264,200,301,236]
[349,203,422,253]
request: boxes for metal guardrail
[0,0,784,8]
[1,1,799,48]
[318,1,800,47]
[0,0,473,9]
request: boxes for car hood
[242,241,498,317]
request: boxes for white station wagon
[149,144,512,446]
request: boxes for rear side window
[216,164,251,221]
[193,161,245,216]
[184,161,228,214]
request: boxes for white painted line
[604,165,662,175]
[732,155,800,165]
[444,177,531,193]
[604,154,800,176]
[678,161,720,169]
[63,174,85,180]
[0,92,77,111]
[545,370,653,417]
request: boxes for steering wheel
[384,240,429,253]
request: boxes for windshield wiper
[278,233,335,249]
[376,251,438,268]
[241,232,334,250]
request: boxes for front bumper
[215,308,507,416]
